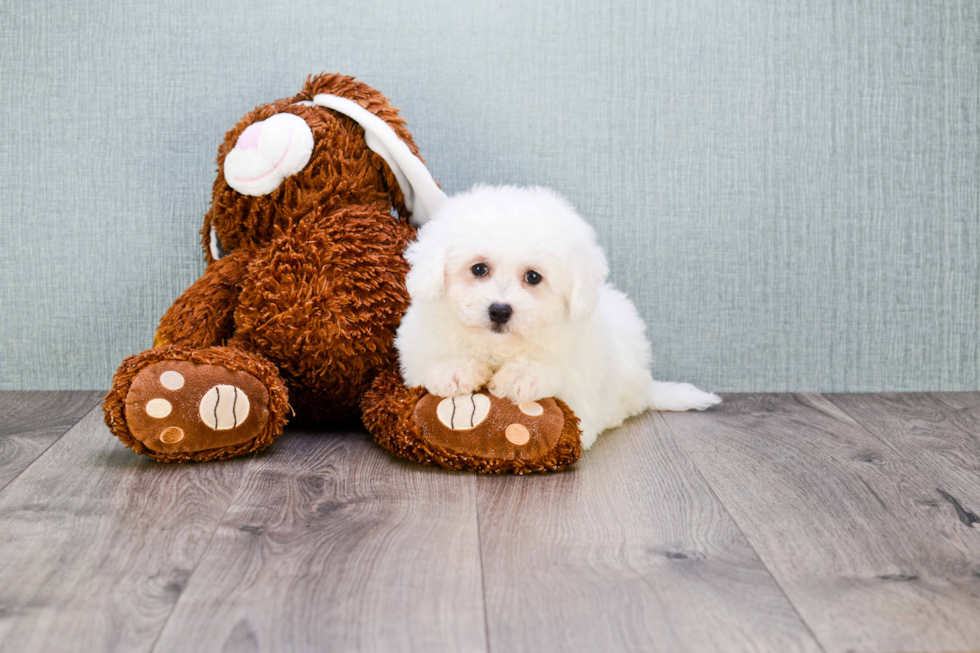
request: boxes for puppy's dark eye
[471,263,489,277]
[524,270,543,285]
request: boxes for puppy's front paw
[423,361,493,397]
[488,364,557,403]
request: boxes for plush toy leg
[361,368,582,474]
[103,345,290,462]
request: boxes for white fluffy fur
[396,185,721,449]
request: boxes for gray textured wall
[1,0,977,391]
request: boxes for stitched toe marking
[145,398,172,418]
[436,393,492,430]
[505,423,531,445]
[159,426,185,444]
[159,370,185,390]
[518,401,543,416]
[199,385,250,430]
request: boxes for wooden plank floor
[662,395,980,653]
[1,392,979,653]
[0,391,102,491]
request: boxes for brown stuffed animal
[103,74,581,473]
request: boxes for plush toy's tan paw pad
[124,361,270,454]
[415,392,565,461]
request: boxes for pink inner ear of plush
[235,123,263,150]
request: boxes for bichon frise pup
[395,185,721,449]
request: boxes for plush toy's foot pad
[125,361,270,454]
[104,346,290,462]
[362,369,582,474]
[415,393,567,462]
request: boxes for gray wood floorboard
[0,391,103,491]
[0,407,254,653]
[476,410,822,653]
[5,392,979,653]
[663,393,980,653]
[827,393,980,521]
[150,428,487,653]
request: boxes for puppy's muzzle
[488,303,513,325]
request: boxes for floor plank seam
[474,480,493,653]
[824,393,980,529]
[823,394,913,460]
[146,450,262,653]
[0,397,102,496]
[656,409,830,653]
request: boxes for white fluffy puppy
[396,185,721,449]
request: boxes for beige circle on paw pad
[159,370,185,390]
[159,426,184,444]
[518,401,544,416]
[145,398,172,418]
[505,423,531,445]
[436,394,491,430]
[199,385,250,430]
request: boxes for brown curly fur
[154,247,254,348]
[362,368,583,474]
[228,202,415,423]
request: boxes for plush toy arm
[153,250,250,348]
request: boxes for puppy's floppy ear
[404,223,448,301]
[566,236,609,321]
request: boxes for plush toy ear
[309,94,447,226]
[566,238,609,321]
[223,112,315,197]
[404,225,448,301]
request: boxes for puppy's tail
[647,381,721,412]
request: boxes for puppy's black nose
[488,303,513,324]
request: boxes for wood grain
[0,391,103,490]
[0,407,253,653]
[151,428,487,653]
[663,394,980,653]
[6,393,980,653]
[827,393,980,519]
[476,410,821,653]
